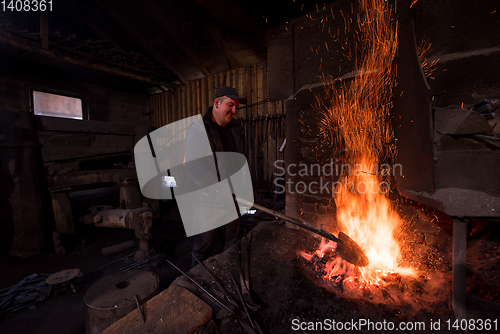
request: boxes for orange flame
[313,0,417,287]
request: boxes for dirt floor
[1,195,499,334]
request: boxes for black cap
[213,86,247,104]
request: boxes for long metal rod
[191,252,235,305]
[236,197,369,267]
[166,260,243,321]
[239,239,259,312]
[237,198,342,243]
[229,271,255,331]
[120,253,162,272]
[134,294,146,323]
[98,250,136,271]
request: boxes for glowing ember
[306,0,419,290]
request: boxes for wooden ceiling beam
[202,16,240,69]
[98,0,187,84]
[143,0,210,77]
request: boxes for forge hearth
[167,205,463,334]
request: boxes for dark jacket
[185,107,246,188]
[202,106,245,156]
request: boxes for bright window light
[33,91,83,120]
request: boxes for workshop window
[32,90,84,120]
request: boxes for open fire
[302,0,421,296]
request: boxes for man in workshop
[184,86,247,267]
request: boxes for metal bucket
[84,270,159,334]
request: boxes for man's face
[212,97,239,126]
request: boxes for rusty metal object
[94,207,153,259]
[134,294,145,323]
[237,197,369,267]
[84,270,159,334]
[94,209,138,229]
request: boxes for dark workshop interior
[1,0,500,333]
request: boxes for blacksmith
[185,86,247,267]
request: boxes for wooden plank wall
[151,61,286,192]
